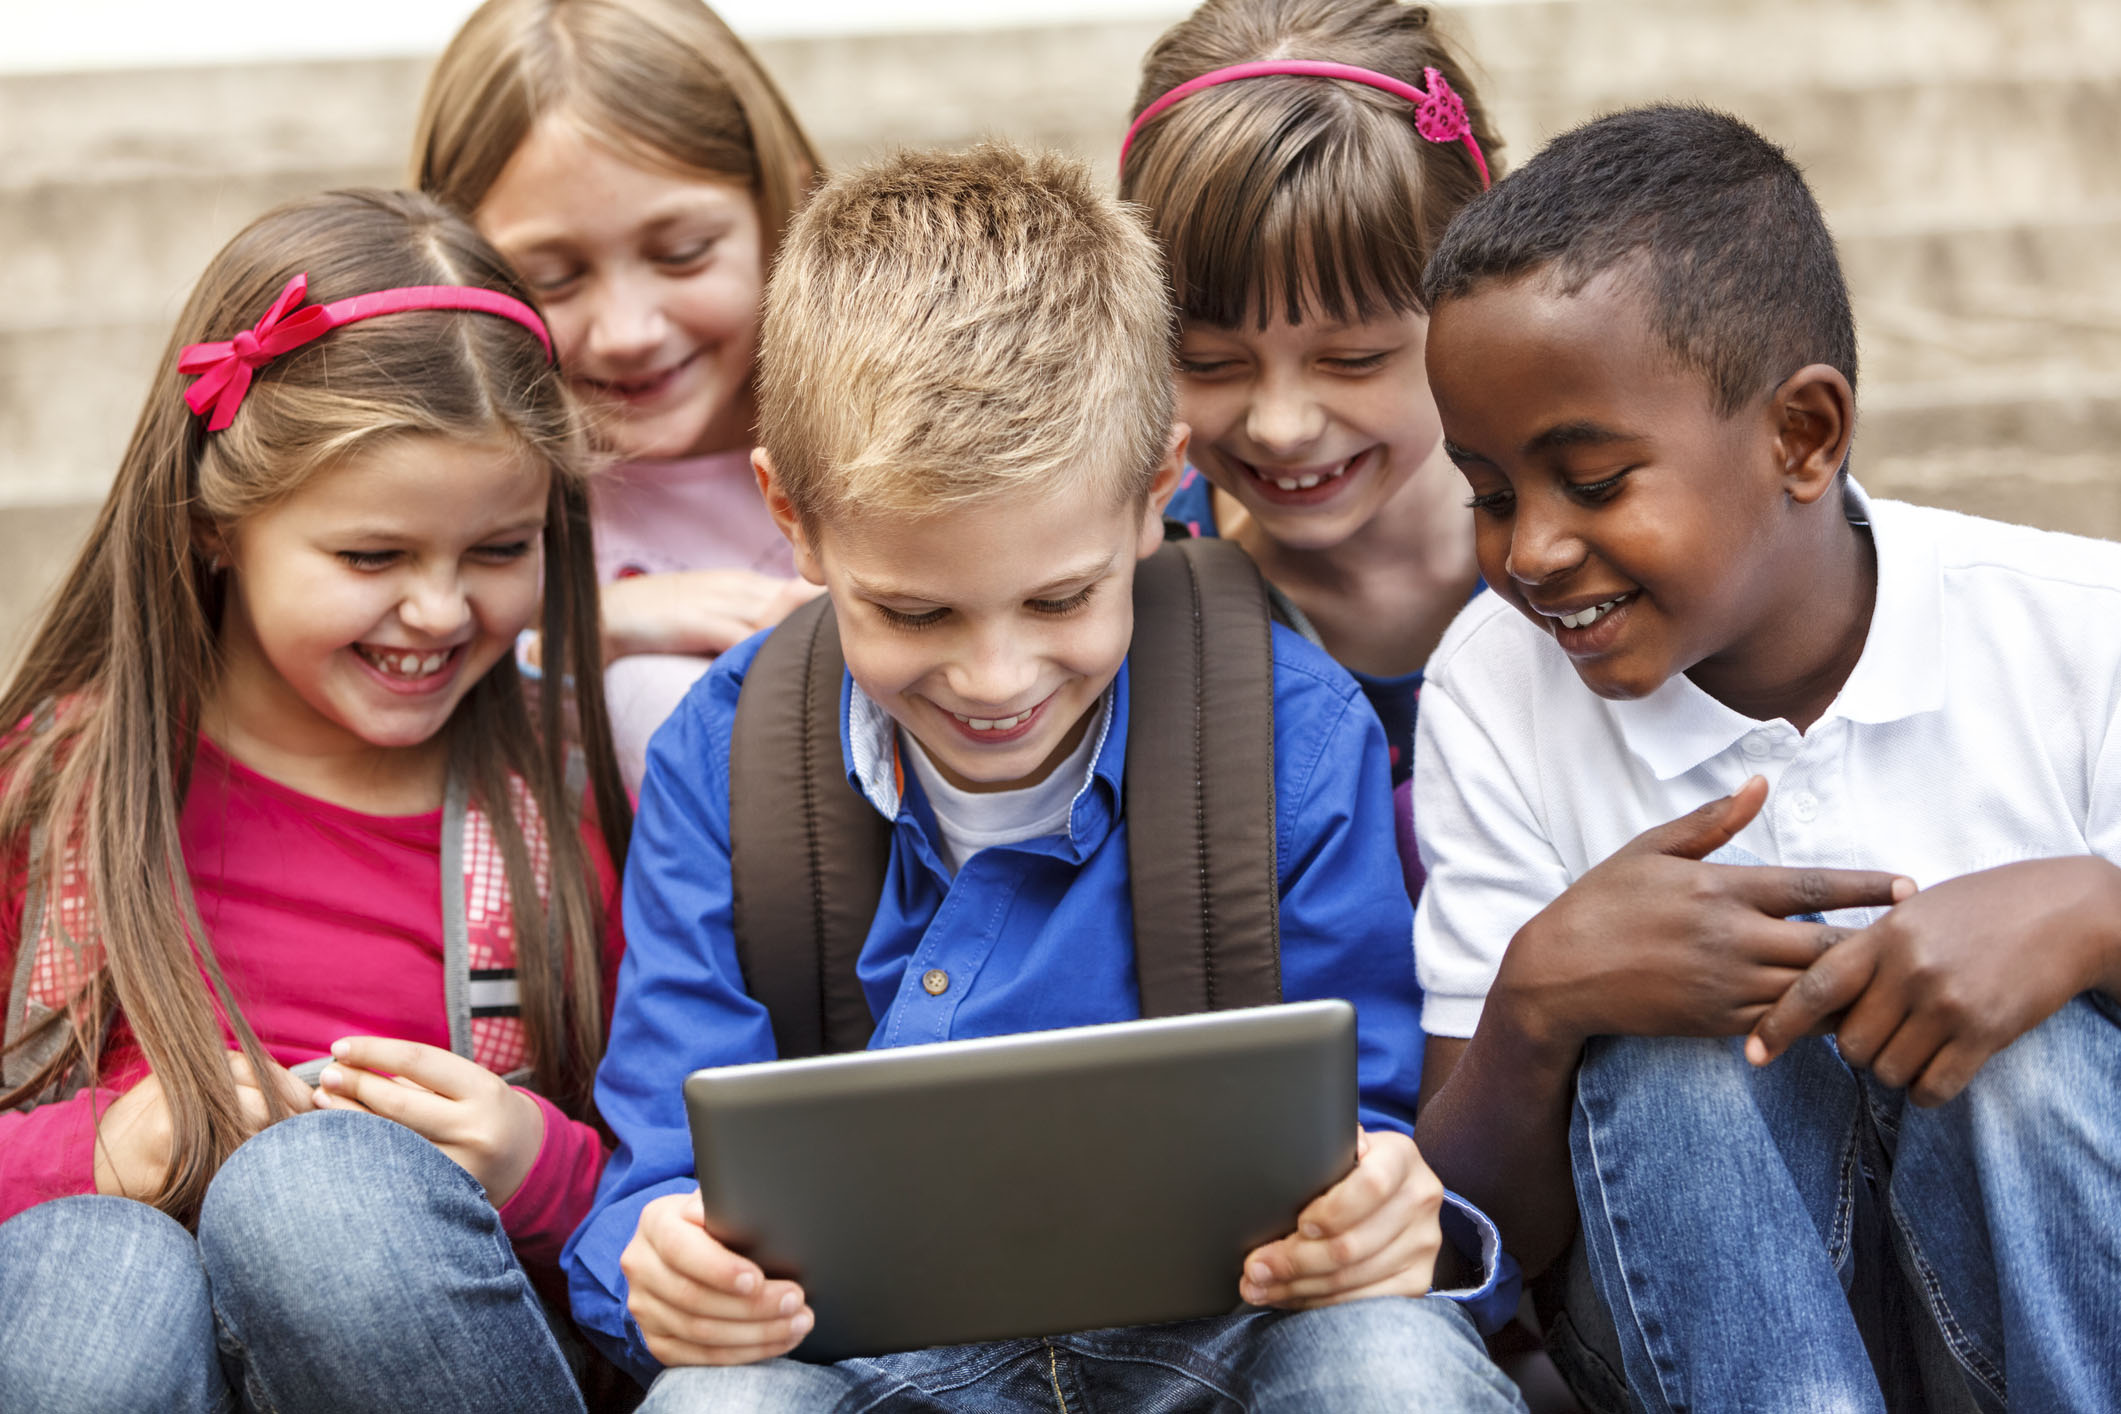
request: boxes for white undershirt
[900,701,1106,874]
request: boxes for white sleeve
[2089,654,2121,867]
[1412,670,1576,1039]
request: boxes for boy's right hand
[1494,777,1915,1056]
[621,1190,814,1367]
[93,1049,313,1197]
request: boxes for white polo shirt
[1412,483,2121,1039]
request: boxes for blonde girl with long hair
[417,0,824,791]
[0,189,629,1413]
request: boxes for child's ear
[1769,365,1855,507]
[1136,422,1190,558]
[753,448,826,585]
[191,516,230,573]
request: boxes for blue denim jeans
[0,1109,585,1413]
[639,1295,1527,1412]
[1566,993,2121,1413]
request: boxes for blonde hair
[1120,0,1502,327]
[758,143,1176,524]
[0,190,628,1225]
[413,0,819,265]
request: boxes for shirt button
[1791,791,1819,823]
[1741,732,1772,758]
[921,968,950,996]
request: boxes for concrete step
[1489,74,2121,223]
[1453,0,2120,94]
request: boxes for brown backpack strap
[1124,539,1281,1015]
[728,596,888,1058]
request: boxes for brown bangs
[1125,82,1444,330]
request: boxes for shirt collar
[841,665,1130,846]
[1611,478,1946,780]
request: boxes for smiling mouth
[581,351,699,400]
[1236,446,1372,496]
[353,643,460,681]
[1552,594,1633,630]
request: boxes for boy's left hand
[1748,856,2121,1106]
[1237,1128,1444,1309]
[314,1037,546,1206]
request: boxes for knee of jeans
[198,1109,491,1315]
[0,1196,218,1407]
[1962,993,2118,1144]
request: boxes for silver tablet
[683,999,1357,1361]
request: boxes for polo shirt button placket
[1790,790,1820,824]
[1742,731,1774,760]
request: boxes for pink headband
[178,273,555,432]
[1121,59,1490,190]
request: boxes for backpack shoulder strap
[1124,539,1282,1015]
[728,597,888,1059]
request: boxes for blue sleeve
[559,631,783,1386]
[1266,629,1423,1137]
[1269,631,1515,1326]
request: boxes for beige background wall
[4,0,2118,669]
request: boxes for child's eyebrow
[1442,440,1487,464]
[1523,419,1638,455]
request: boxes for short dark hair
[1423,105,1856,415]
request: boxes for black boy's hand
[1495,777,1916,1057]
[1748,855,2121,1106]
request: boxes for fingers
[624,1193,813,1367]
[224,1050,314,1115]
[326,1037,490,1101]
[315,1059,457,1135]
[1240,1131,1442,1306]
[1623,777,1768,863]
[1721,866,1916,920]
[1748,930,1881,1064]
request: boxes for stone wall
[5,0,2117,665]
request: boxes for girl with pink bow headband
[1121,0,1502,910]
[0,189,629,1412]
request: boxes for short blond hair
[758,143,1176,524]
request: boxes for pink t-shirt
[591,450,797,790]
[0,738,622,1274]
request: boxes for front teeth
[361,646,449,678]
[954,707,1034,732]
[1266,458,1352,492]
[1558,597,1625,630]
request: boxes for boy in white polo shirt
[1406,105,2121,1413]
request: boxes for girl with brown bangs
[0,189,629,1413]
[1122,0,1501,869]
[416,0,824,794]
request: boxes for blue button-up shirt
[564,623,1491,1382]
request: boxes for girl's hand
[622,1190,814,1367]
[1497,778,1915,1057]
[315,1038,544,1206]
[600,569,824,662]
[1749,856,2121,1105]
[93,1050,313,1197]
[1237,1129,1444,1308]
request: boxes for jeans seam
[1576,1071,1687,1413]
[1887,1187,2008,1405]
[1049,1341,1247,1406]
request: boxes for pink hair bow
[177,273,554,432]
[1121,59,1491,189]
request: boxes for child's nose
[584,275,668,365]
[1243,379,1325,457]
[946,636,1039,710]
[1504,509,1588,587]
[399,575,472,638]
